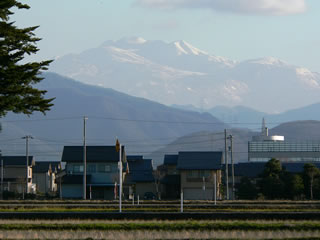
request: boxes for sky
[13,0,320,72]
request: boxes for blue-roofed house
[125,155,156,200]
[177,151,223,200]
[0,156,36,195]
[157,154,180,199]
[61,146,126,199]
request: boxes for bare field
[0,220,320,239]
[0,229,320,239]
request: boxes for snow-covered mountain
[50,37,320,113]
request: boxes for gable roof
[33,161,61,173]
[127,158,153,172]
[177,151,223,170]
[61,146,125,163]
[163,154,178,165]
[1,156,35,167]
[125,157,154,183]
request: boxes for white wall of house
[180,170,222,200]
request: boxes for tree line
[237,159,320,200]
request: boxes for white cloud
[134,0,306,16]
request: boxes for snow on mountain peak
[249,57,289,66]
[296,67,320,88]
[118,37,147,45]
[173,40,208,56]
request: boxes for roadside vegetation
[237,159,320,200]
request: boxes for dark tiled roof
[1,156,34,166]
[61,146,125,163]
[125,158,154,183]
[125,172,154,183]
[128,158,153,172]
[234,161,320,178]
[163,154,178,165]
[62,174,92,184]
[33,161,61,173]
[177,151,223,170]
[233,162,266,178]
[283,162,320,173]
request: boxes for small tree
[236,177,257,200]
[259,159,285,199]
[0,0,54,117]
[262,158,282,177]
[303,163,320,200]
[288,174,304,200]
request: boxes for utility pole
[22,135,33,196]
[224,129,229,200]
[1,150,3,200]
[116,139,122,213]
[229,135,235,200]
[83,116,88,200]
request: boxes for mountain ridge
[50,37,320,113]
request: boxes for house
[157,154,180,199]
[125,155,156,199]
[32,161,61,195]
[177,151,223,200]
[61,145,126,199]
[0,156,36,194]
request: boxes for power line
[0,115,293,126]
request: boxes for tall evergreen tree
[0,0,54,117]
[259,159,286,199]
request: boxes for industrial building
[248,119,320,162]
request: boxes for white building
[248,119,320,162]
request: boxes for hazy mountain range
[1,73,320,165]
[173,102,320,130]
[0,73,225,162]
[50,37,320,113]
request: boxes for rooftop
[177,151,223,170]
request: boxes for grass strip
[1,221,320,231]
[0,207,319,213]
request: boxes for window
[98,164,111,173]
[187,170,210,179]
[200,170,210,178]
[87,164,96,173]
[73,164,83,173]
[67,164,73,173]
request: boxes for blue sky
[13,0,320,72]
